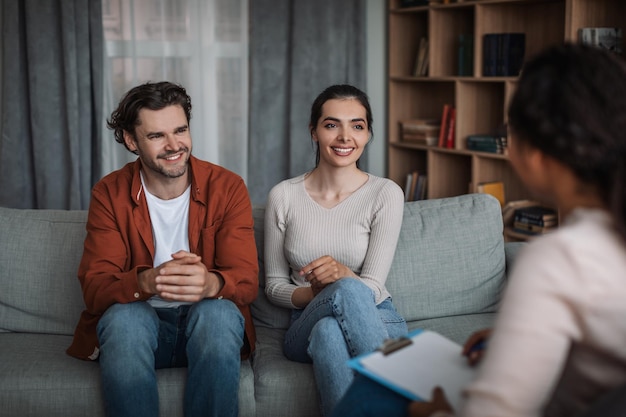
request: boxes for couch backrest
[0,193,506,335]
[0,206,88,335]
[387,193,505,322]
[250,193,506,329]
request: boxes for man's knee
[97,302,158,342]
[187,299,244,338]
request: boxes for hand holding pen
[461,328,492,366]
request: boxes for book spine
[438,105,451,148]
[483,34,498,76]
[445,107,456,149]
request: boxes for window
[101,0,249,180]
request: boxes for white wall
[365,0,387,177]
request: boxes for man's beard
[143,147,191,179]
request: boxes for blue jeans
[284,278,407,416]
[96,299,244,417]
[330,373,410,417]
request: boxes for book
[404,173,414,202]
[477,181,505,207]
[579,27,623,55]
[483,33,525,76]
[348,329,477,411]
[399,0,429,6]
[498,33,525,76]
[413,37,429,77]
[401,119,440,145]
[438,105,452,148]
[408,171,419,201]
[482,34,499,76]
[502,199,540,227]
[466,135,507,154]
[416,174,427,200]
[514,205,557,222]
[445,107,456,149]
[457,34,474,76]
[513,221,556,235]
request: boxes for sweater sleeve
[358,180,404,303]
[264,182,299,308]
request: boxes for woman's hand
[407,387,453,417]
[461,328,492,366]
[300,255,356,290]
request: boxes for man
[67,81,258,417]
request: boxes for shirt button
[134,292,140,299]
[218,296,223,300]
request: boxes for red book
[437,105,451,148]
[445,107,456,149]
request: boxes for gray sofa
[0,193,523,417]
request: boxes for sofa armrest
[504,241,526,276]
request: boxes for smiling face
[124,105,192,184]
[311,98,370,169]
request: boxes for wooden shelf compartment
[427,150,472,199]
[389,10,428,77]
[388,80,454,145]
[429,6,475,77]
[475,1,566,77]
[388,145,428,191]
[471,154,529,202]
[455,80,506,150]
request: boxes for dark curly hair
[508,43,626,241]
[107,81,192,153]
[309,84,373,168]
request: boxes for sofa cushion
[0,207,88,335]
[0,333,255,417]
[252,326,321,417]
[251,205,291,330]
[407,313,497,345]
[387,194,505,322]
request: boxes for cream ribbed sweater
[264,173,404,309]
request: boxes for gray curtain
[248,0,366,205]
[0,0,103,209]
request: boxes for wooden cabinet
[387,0,626,204]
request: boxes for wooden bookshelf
[387,0,626,240]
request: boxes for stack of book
[513,206,558,235]
[400,119,440,146]
[466,134,507,154]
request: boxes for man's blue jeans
[96,299,244,417]
[283,278,408,416]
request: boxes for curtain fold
[247,0,366,205]
[0,0,103,209]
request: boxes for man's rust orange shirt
[67,156,258,360]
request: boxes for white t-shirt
[141,174,191,308]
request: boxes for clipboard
[348,329,477,411]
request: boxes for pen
[468,340,486,354]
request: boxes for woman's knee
[327,277,374,302]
